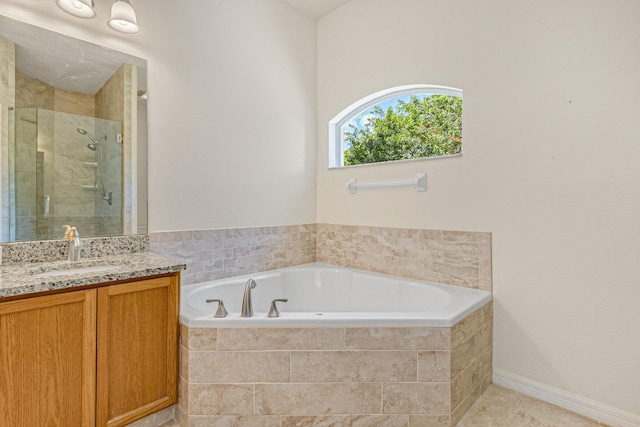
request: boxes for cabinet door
[96,274,179,427]
[0,290,97,427]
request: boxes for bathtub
[180,262,491,327]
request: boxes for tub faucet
[241,278,257,317]
[62,225,83,262]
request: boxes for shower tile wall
[0,36,16,242]
[13,109,37,241]
[96,64,130,235]
[15,70,94,116]
[52,111,106,237]
[10,67,127,241]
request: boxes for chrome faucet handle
[206,299,228,318]
[268,299,288,318]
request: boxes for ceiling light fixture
[55,0,141,35]
[56,0,96,19]
[108,0,141,34]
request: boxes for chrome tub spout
[241,278,257,317]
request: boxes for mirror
[0,14,147,242]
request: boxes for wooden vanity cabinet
[0,273,179,427]
[0,290,97,426]
[96,275,179,427]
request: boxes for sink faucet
[241,278,257,317]
[62,225,83,262]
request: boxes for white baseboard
[493,369,640,427]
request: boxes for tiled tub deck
[177,302,492,427]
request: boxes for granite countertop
[0,252,186,299]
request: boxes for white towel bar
[346,173,426,194]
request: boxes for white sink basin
[32,265,115,278]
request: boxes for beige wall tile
[451,302,492,350]
[180,346,189,380]
[417,351,451,382]
[185,327,218,351]
[290,350,416,382]
[218,327,345,351]
[408,414,451,427]
[316,224,491,292]
[283,414,410,426]
[451,322,492,378]
[15,70,54,110]
[188,415,282,427]
[383,383,450,414]
[179,377,189,415]
[452,364,473,410]
[175,404,188,427]
[188,351,289,383]
[346,327,450,351]
[180,324,188,348]
[54,87,95,116]
[451,372,492,426]
[256,383,382,415]
[189,384,254,416]
[150,224,316,286]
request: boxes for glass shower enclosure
[10,108,122,241]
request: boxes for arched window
[329,85,462,168]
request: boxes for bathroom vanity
[0,252,185,427]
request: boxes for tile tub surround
[177,302,492,427]
[150,224,316,286]
[149,223,491,291]
[316,224,492,292]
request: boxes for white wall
[0,0,317,231]
[317,0,640,417]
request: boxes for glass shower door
[12,108,122,241]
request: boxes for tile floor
[458,385,610,427]
[156,384,609,426]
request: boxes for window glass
[329,85,462,168]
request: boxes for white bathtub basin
[181,262,491,327]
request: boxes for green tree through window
[342,94,462,166]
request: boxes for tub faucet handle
[206,299,228,318]
[268,299,288,318]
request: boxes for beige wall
[317,0,640,417]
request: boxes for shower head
[76,128,101,150]
[77,128,98,144]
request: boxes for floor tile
[458,385,608,427]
